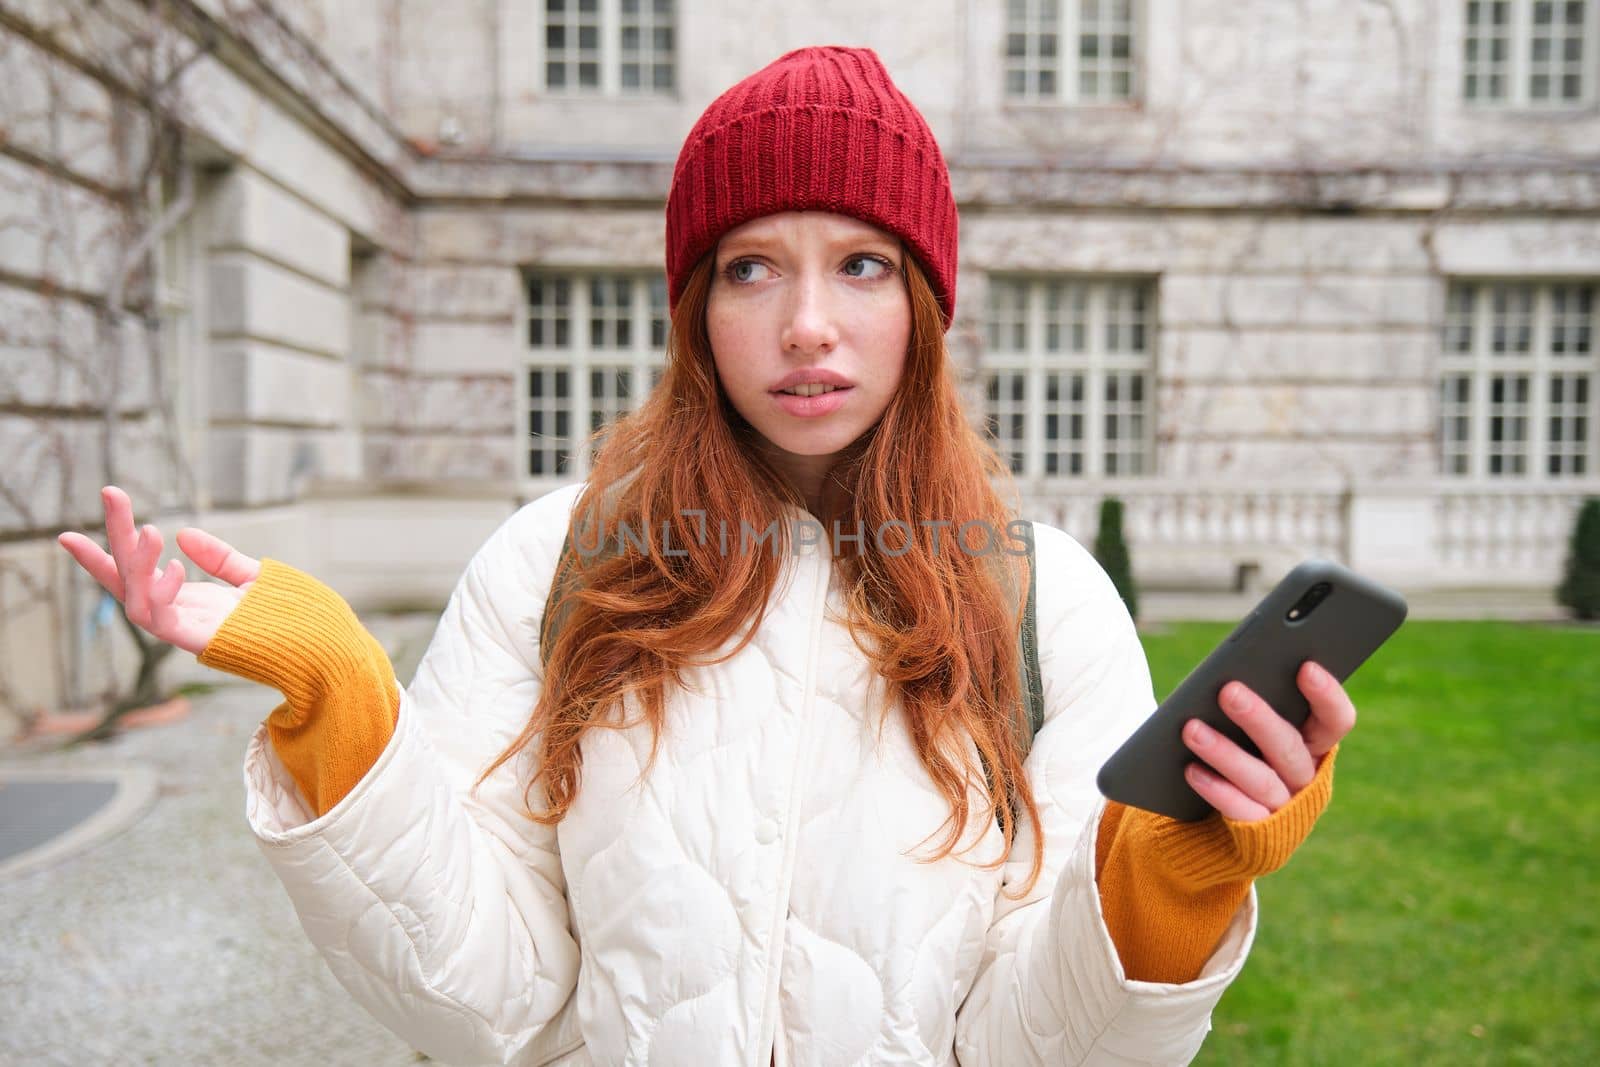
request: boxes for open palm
[57,485,261,656]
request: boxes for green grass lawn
[1135,619,1600,1065]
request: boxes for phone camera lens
[1287,581,1334,621]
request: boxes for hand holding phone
[1174,658,1356,823]
[1097,559,1407,822]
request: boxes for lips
[776,382,847,397]
[771,383,851,418]
[770,369,855,394]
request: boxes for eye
[725,258,771,284]
[843,255,894,279]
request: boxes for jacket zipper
[755,540,831,1067]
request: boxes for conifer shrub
[1556,496,1600,621]
[1093,496,1139,624]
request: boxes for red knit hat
[665,46,960,330]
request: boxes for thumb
[175,526,261,588]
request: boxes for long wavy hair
[478,244,1046,900]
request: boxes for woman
[59,46,1352,1066]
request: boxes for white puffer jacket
[241,482,1257,1066]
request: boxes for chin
[765,427,864,458]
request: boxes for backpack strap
[988,520,1042,832]
[1018,520,1045,752]
[947,519,1042,830]
[538,532,583,674]
[539,475,633,673]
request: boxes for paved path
[0,679,427,1067]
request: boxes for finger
[101,486,138,598]
[174,526,260,588]
[1218,680,1319,793]
[151,557,185,605]
[1183,717,1293,811]
[56,531,125,601]
[144,556,184,636]
[1185,761,1271,822]
[1297,661,1358,760]
[123,524,160,628]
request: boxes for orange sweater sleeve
[197,558,399,818]
[1094,744,1339,984]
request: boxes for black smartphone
[1096,558,1409,821]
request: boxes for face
[705,211,912,501]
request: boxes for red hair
[478,248,1045,900]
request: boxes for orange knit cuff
[1135,743,1340,890]
[197,558,400,815]
[197,558,379,717]
[1093,745,1340,984]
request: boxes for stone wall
[0,0,422,721]
[270,0,1600,164]
[1,0,1596,725]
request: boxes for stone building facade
[1,0,1597,718]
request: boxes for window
[1441,281,1597,478]
[524,271,668,478]
[545,0,675,95]
[1463,0,1597,106]
[154,167,204,511]
[981,277,1155,478]
[1005,0,1138,103]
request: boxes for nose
[780,272,839,356]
